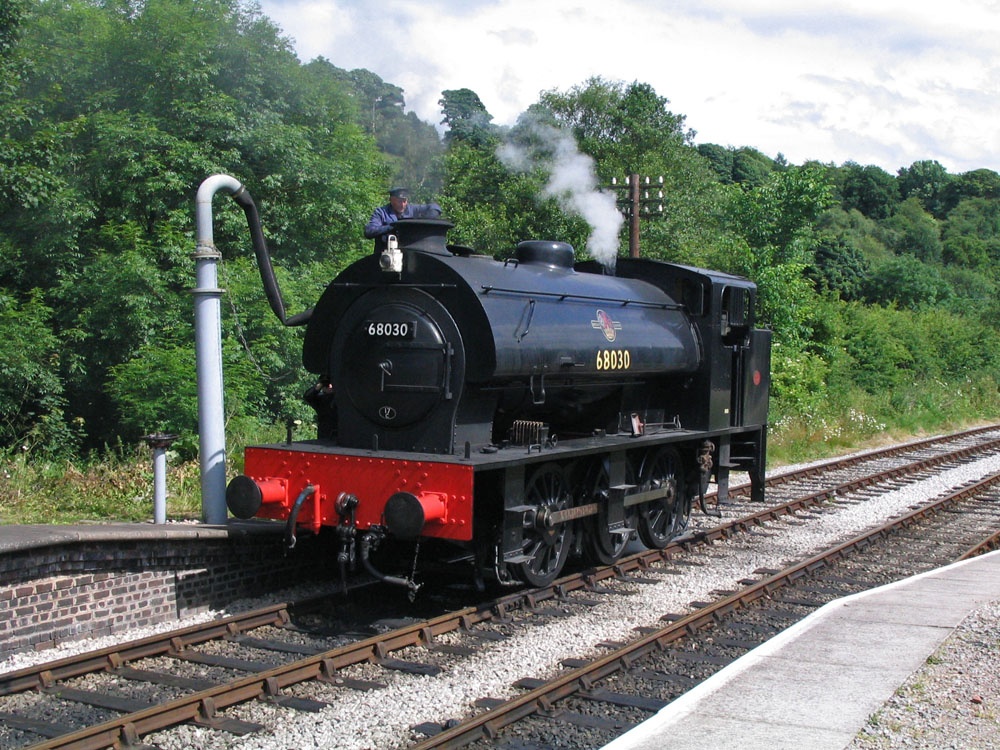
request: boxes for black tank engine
[227,218,770,591]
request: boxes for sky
[257,0,1000,175]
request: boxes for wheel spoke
[515,463,572,586]
[637,447,686,550]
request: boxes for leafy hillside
[1,0,998,483]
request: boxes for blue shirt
[364,202,442,252]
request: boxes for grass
[0,448,204,524]
[767,376,1000,469]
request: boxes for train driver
[364,187,442,254]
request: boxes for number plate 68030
[365,321,415,338]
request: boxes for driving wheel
[636,447,687,549]
[576,456,636,565]
[516,462,573,586]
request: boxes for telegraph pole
[610,174,664,257]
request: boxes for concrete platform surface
[0,519,283,554]
[602,549,1000,750]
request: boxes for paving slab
[0,519,281,554]
[603,550,1000,750]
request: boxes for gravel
[2,451,999,749]
[848,599,1000,750]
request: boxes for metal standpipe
[194,174,244,524]
[143,433,178,524]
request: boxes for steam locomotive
[226,217,770,592]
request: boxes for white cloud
[260,0,1000,173]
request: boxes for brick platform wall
[0,532,326,660]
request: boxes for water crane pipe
[194,175,241,524]
[194,175,313,524]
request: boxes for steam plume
[497,121,623,267]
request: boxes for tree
[897,159,952,218]
[535,77,727,263]
[0,291,70,455]
[439,88,496,145]
[377,110,444,194]
[882,197,942,262]
[942,197,1000,267]
[942,234,990,269]
[538,77,692,173]
[342,67,405,136]
[697,143,734,183]
[0,0,22,54]
[815,206,893,264]
[839,162,899,220]
[943,168,1000,211]
[440,137,586,256]
[731,147,776,187]
[939,265,998,318]
[808,235,871,301]
[726,167,834,344]
[839,303,915,392]
[730,167,834,258]
[863,255,952,310]
[696,144,776,187]
[0,0,385,450]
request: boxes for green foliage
[724,167,833,345]
[942,197,1000,267]
[815,207,892,262]
[729,166,833,253]
[940,266,997,318]
[696,143,734,183]
[882,197,942,262]
[816,298,1000,399]
[2,0,1000,520]
[538,77,691,173]
[536,77,728,263]
[768,294,1000,465]
[863,255,952,309]
[0,446,204,524]
[897,159,952,218]
[942,233,990,269]
[839,162,900,220]
[439,88,496,146]
[808,235,871,301]
[307,62,442,193]
[0,0,24,56]
[0,290,71,455]
[767,344,830,423]
[1,0,386,454]
[107,342,199,452]
[840,303,915,390]
[944,168,1000,211]
[731,147,777,187]
[343,67,405,134]
[440,138,586,256]
[216,256,318,423]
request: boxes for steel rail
[5,428,1000,748]
[410,471,1000,748]
[719,422,1000,500]
[21,603,498,750]
[956,528,1000,560]
[0,604,292,696]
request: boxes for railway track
[1,425,999,750]
[415,473,1000,748]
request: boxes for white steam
[497,122,623,267]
